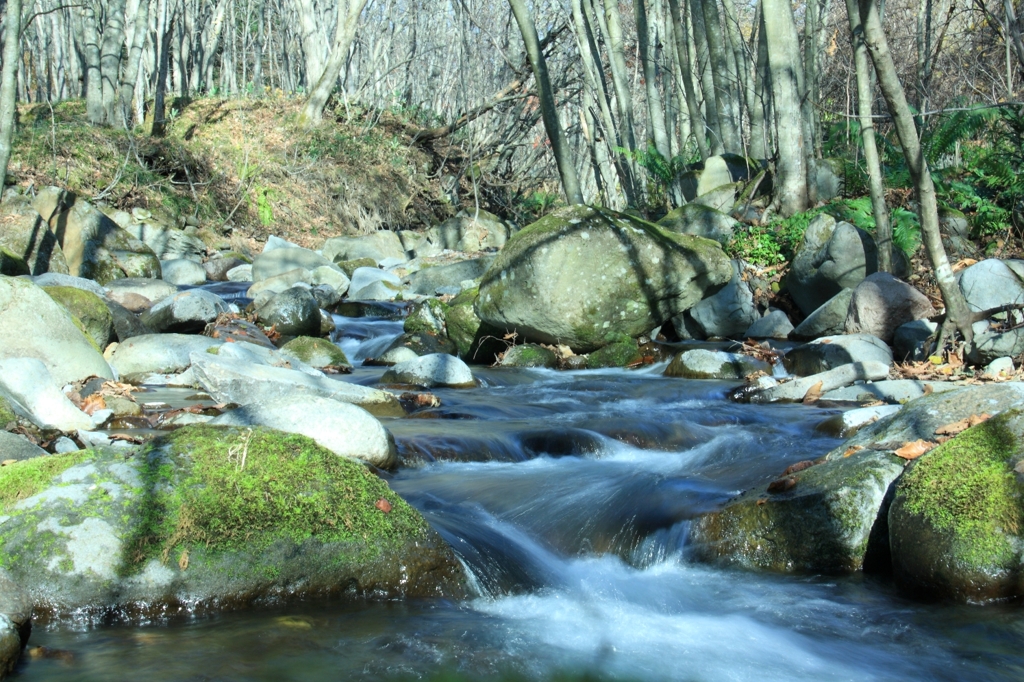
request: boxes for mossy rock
[43,285,116,349]
[444,287,505,365]
[500,344,557,369]
[0,395,17,429]
[0,426,466,619]
[335,257,378,279]
[404,298,448,336]
[586,340,642,369]
[280,336,351,369]
[0,247,29,277]
[889,409,1024,602]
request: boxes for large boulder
[160,258,207,286]
[255,288,322,337]
[0,276,114,385]
[845,272,935,343]
[348,267,404,301]
[212,395,395,469]
[968,328,1024,366]
[0,427,465,618]
[107,334,223,380]
[140,289,229,334]
[744,309,794,339]
[190,352,404,417]
[790,289,854,340]
[444,287,505,364]
[33,188,160,283]
[322,231,407,264]
[0,194,69,275]
[889,408,1024,602]
[785,334,893,376]
[788,215,878,316]
[108,208,207,261]
[656,204,738,246]
[475,206,732,352]
[690,383,1024,573]
[687,261,759,338]
[251,247,338,282]
[958,258,1024,314]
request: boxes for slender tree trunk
[858,0,973,346]
[668,0,709,159]
[152,0,173,137]
[804,0,823,158]
[750,2,770,158]
[0,0,22,187]
[701,0,740,151]
[601,0,638,154]
[845,0,891,272]
[761,0,808,216]
[509,0,583,204]
[99,0,127,124]
[635,0,671,159]
[690,0,723,153]
[83,2,103,124]
[300,0,368,125]
[120,0,151,127]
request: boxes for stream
[15,311,1024,681]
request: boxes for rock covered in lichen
[665,349,769,380]
[500,344,558,369]
[475,206,732,352]
[42,285,116,350]
[279,336,351,369]
[0,426,466,620]
[889,408,1024,603]
[443,287,505,364]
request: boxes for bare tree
[300,0,368,125]
[0,0,22,187]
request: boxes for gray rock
[810,157,844,202]
[845,272,935,343]
[500,344,558,369]
[424,216,512,252]
[786,333,893,376]
[311,284,342,310]
[476,206,732,352]
[311,265,350,295]
[968,327,1024,365]
[687,261,759,338]
[262,235,302,251]
[371,332,459,365]
[32,187,161,283]
[0,194,69,275]
[160,258,207,286]
[657,204,738,245]
[837,404,903,436]
[0,568,31,676]
[104,277,179,308]
[403,299,447,336]
[893,319,938,362]
[141,289,229,334]
[204,255,249,282]
[821,379,959,403]
[664,349,770,380]
[0,358,94,431]
[104,299,151,343]
[42,285,116,350]
[226,264,252,282]
[349,267,404,301]
[252,247,338,283]
[374,346,421,365]
[744,309,794,339]
[213,341,322,377]
[0,429,465,619]
[404,257,495,296]
[0,276,114,385]
[790,288,854,340]
[31,272,107,297]
[116,215,207,261]
[381,353,475,388]
[694,182,739,213]
[256,288,322,337]
[984,356,1015,379]
[670,311,706,340]
[246,267,312,298]
[190,352,403,417]
[789,215,877,316]
[692,383,1024,574]
[958,258,1024,318]
[0,431,47,462]
[107,333,222,379]
[212,395,395,468]
[280,337,351,370]
[749,361,891,403]
[322,231,407,264]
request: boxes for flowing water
[15,313,1024,681]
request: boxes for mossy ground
[126,425,429,567]
[0,451,94,512]
[897,412,1024,568]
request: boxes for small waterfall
[331,314,403,362]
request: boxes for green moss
[335,257,378,278]
[126,426,429,567]
[0,395,16,427]
[502,344,557,368]
[899,412,1024,567]
[43,285,114,348]
[0,451,95,512]
[587,340,641,368]
[206,346,221,355]
[403,298,448,335]
[280,336,350,367]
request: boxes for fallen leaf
[923,384,934,395]
[80,394,107,415]
[843,445,864,458]
[756,497,768,506]
[783,460,815,476]
[178,550,189,571]
[894,439,938,460]
[767,476,798,493]
[802,381,824,404]
[935,413,991,436]
[375,498,392,513]
[108,433,145,444]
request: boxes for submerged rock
[476,206,732,352]
[0,427,466,619]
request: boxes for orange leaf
[935,413,991,436]
[80,394,107,415]
[894,439,938,460]
[802,381,824,404]
[375,498,392,513]
[767,476,798,493]
[843,445,864,458]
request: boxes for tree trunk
[152,0,174,137]
[99,0,127,124]
[761,0,808,215]
[668,0,710,159]
[120,0,151,127]
[690,0,723,154]
[83,2,103,124]
[845,0,891,272]
[635,0,671,160]
[701,0,740,151]
[0,0,22,187]
[509,0,584,205]
[601,0,638,154]
[300,0,368,125]
[858,0,973,346]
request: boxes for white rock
[0,358,94,431]
[381,353,475,388]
